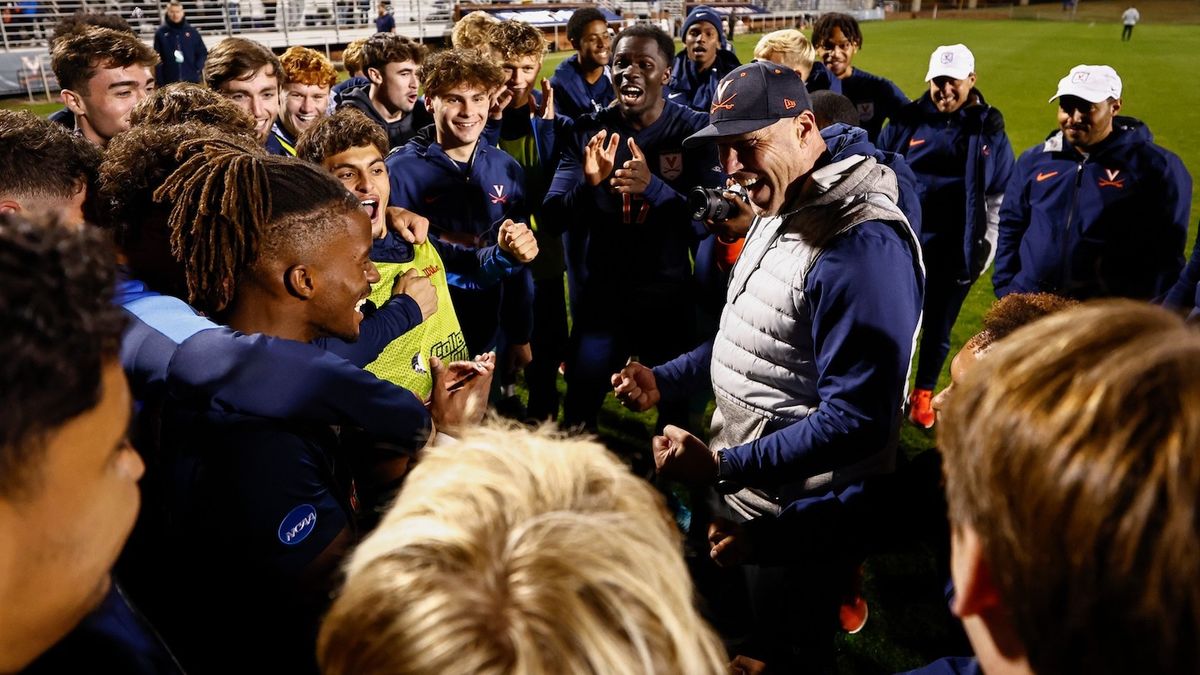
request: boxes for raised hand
[583,129,621,186]
[610,137,651,196]
[610,361,660,411]
[385,206,430,244]
[390,268,437,321]
[651,425,719,485]
[528,78,555,120]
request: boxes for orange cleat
[908,388,936,429]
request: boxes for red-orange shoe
[908,388,936,429]
[839,594,869,634]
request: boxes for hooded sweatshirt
[666,5,742,113]
[336,83,433,151]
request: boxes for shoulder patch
[278,504,318,546]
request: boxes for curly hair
[129,82,258,140]
[487,19,547,61]
[51,26,158,93]
[974,292,1079,352]
[567,7,607,46]
[279,45,338,88]
[0,110,101,206]
[450,10,499,53]
[203,37,282,92]
[296,108,388,165]
[0,213,124,498]
[812,12,863,49]
[360,33,425,75]
[341,38,367,76]
[421,48,505,99]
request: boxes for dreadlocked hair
[154,143,358,314]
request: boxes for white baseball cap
[925,44,975,82]
[1050,64,1123,103]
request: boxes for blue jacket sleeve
[500,266,535,345]
[1150,152,1192,301]
[166,328,431,451]
[651,340,713,403]
[720,222,922,486]
[432,237,522,290]
[1164,227,1200,311]
[316,294,422,367]
[994,152,1033,297]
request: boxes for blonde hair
[451,10,499,53]
[318,424,728,675]
[753,29,816,72]
[941,300,1200,675]
[341,38,366,76]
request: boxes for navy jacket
[550,54,614,120]
[1163,225,1200,317]
[152,20,207,84]
[825,122,924,238]
[665,48,742,113]
[878,90,1014,282]
[995,117,1191,300]
[331,75,370,100]
[337,83,434,151]
[375,12,394,33]
[543,100,722,319]
[386,136,534,349]
[117,275,432,451]
[839,67,909,142]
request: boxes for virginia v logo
[489,184,508,204]
[711,78,737,113]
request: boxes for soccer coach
[611,62,924,669]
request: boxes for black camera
[688,185,745,223]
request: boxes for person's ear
[967,73,978,88]
[1110,97,1122,116]
[0,199,23,215]
[284,264,316,300]
[366,66,384,87]
[950,525,1004,619]
[61,88,87,116]
[796,110,818,145]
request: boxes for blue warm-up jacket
[839,67,909,142]
[550,55,615,121]
[878,90,1015,282]
[153,20,207,84]
[994,116,1191,300]
[1163,225,1200,317]
[117,274,432,451]
[386,135,534,348]
[665,48,743,113]
[806,61,842,94]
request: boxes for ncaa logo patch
[278,504,318,546]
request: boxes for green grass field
[4,17,1196,670]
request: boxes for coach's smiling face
[1058,94,1121,151]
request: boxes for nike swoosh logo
[423,195,440,204]
[668,92,684,99]
[908,138,926,147]
[1036,171,1059,182]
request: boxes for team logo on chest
[1098,168,1124,188]
[659,151,683,181]
[857,102,875,123]
[489,184,508,204]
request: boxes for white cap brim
[925,65,974,82]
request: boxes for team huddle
[0,4,1197,675]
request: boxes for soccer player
[550,6,613,120]
[386,48,538,361]
[485,18,570,420]
[994,64,1191,300]
[336,32,432,150]
[132,147,493,674]
[665,5,741,113]
[753,28,841,94]
[544,24,723,432]
[878,44,1014,428]
[271,46,339,156]
[51,26,158,148]
[811,12,908,142]
[0,216,151,672]
[0,110,101,225]
[203,37,282,150]
[299,108,533,398]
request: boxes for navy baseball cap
[683,61,812,148]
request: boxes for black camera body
[688,184,746,223]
